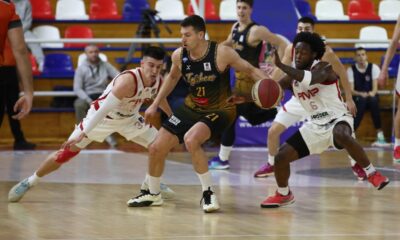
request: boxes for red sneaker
[260,191,295,208]
[367,171,390,190]
[254,163,274,178]
[351,163,367,181]
[394,146,400,163]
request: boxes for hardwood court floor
[0,147,399,240]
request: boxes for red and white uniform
[295,62,353,154]
[274,46,309,127]
[71,68,162,149]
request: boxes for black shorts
[162,104,236,143]
[286,130,310,159]
[236,102,277,125]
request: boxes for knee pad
[55,148,80,164]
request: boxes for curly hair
[293,32,325,60]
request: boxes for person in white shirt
[347,47,388,147]
[8,46,175,203]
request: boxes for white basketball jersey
[92,68,162,120]
[292,61,348,125]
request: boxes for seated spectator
[347,47,389,147]
[13,0,44,71]
[73,44,119,148]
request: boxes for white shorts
[71,109,157,149]
[299,114,354,155]
[274,96,308,128]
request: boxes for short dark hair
[237,0,253,7]
[293,32,325,60]
[356,47,366,52]
[181,15,206,33]
[298,16,315,27]
[143,46,165,60]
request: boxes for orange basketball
[251,79,283,109]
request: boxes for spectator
[347,47,389,147]
[12,0,44,71]
[0,1,34,130]
[73,44,119,148]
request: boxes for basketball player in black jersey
[208,0,288,170]
[127,15,269,213]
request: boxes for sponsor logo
[297,88,319,100]
[168,115,181,126]
[186,65,191,70]
[311,111,329,120]
[183,57,188,63]
[204,62,211,71]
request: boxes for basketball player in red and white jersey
[260,32,389,208]
[254,17,364,180]
[8,46,174,203]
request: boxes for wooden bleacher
[0,0,397,145]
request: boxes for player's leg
[368,96,388,146]
[254,109,301,177]
[8,128,92,202]
[261,130,309,208]
[332,120,389,190]
[393,96,400,162]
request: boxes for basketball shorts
[297,114,354,155]
[162,104,236,143]
[72,109,157,149]
[274,96,308,128]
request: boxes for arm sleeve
[346,67,354,83]
[22,2,32,32]
[372,64,381,80]
[82,92,121,134]
[73,68,92,103]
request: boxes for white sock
[350,158,357,166]
[140,173,150,190]
[268,154,275,166]
[277,186,289,196]
[148,175,161,195]
[395,138,400,147]
[27,172,40,186]
[197,171,213,192]
[363,164,376,176]
[219,145,232,161]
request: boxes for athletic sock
[395,138,400,147]
[219,145,232,161]
[148,175,161,195]
[268,154,275,166]
[197,171,213,192]
[277,187,289,196]
[27,172,40,186]
[363,164,376,176]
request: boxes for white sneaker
[127,190,163,207]
[8,178,32,202]
[141,182,175,200]
[201,187,220,213]
[371,139,391,147]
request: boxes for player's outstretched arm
[378,15,400,87]
[255,26,288,58]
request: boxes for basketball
[251,79,283,109]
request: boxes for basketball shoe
[201,187,220,213]
[351,163,367,181]
[208,156,230,170]
[8,178,32,202]
[254,162,274,178]
[393,146,400,163]
[367,171,390,190]
[127,190,163,207]
[141,182,176,200]
[260,191,295,208]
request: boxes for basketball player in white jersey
[260,32,389,208]
[254,17,364,180]
[8,46,174,202]
[378,14,400,162]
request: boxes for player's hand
[12,94,33,120]
[377,71,388,88]
[227,94,246,104]
[62,132,86,149]
[144,103,158,125]
[346,97,357,117]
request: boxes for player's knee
[183,135,200,153]
[269,123,283,138]
[333,125,352,145]
[54,148,80,164]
